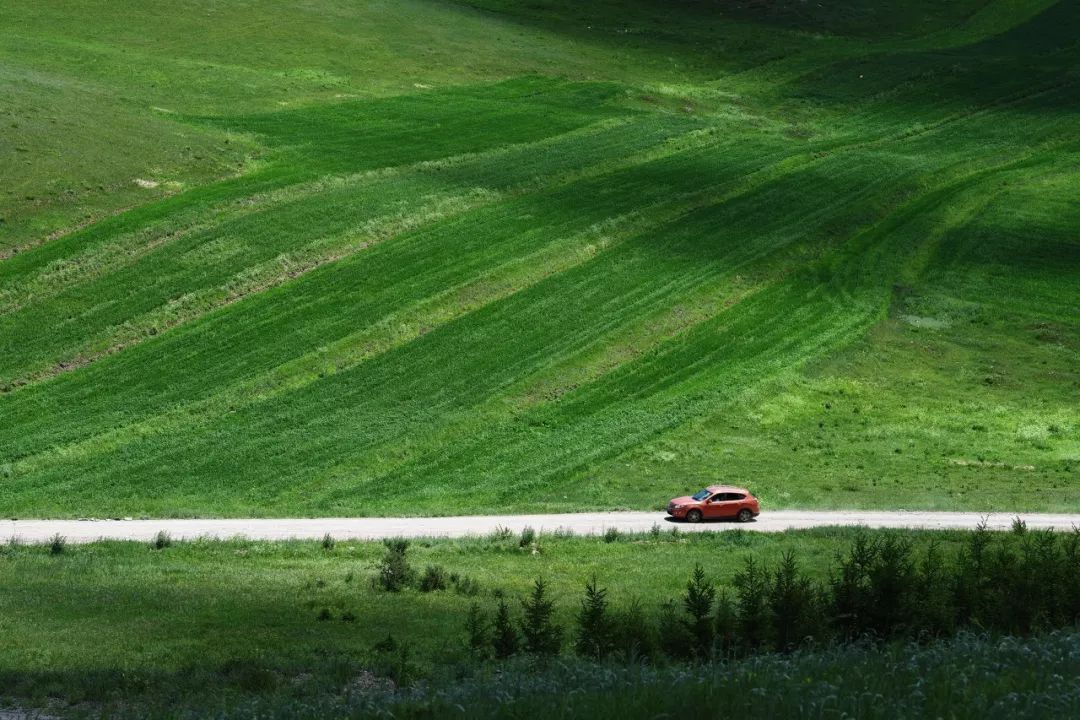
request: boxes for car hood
[669,496,696,506]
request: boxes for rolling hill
[0,0,1077,517]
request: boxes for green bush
[375,538,413,592]
[419,565,448,593]
[150,530,172,550]
[48,533,66,556]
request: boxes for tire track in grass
[542,156,1060,509]
[32,152,916,514]
[2,138,784,469]
[3,137,827,501]
[11,63,1041,391]
[0,127,978,514]
[310,149,932,500]
[0,100,827,444]
[0,114,661,313]
[0,116,736,391]
[1,190,499,390]
[318,150,1054,513]
[4,211,654,483]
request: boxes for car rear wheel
[686,509,703,523]
[737,509,753,523]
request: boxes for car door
[705,492,733,519]
[726,493,748,518]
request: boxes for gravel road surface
[4,511,1078,544]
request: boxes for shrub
[316,607,333,622]
[321,533,336,551]
[519,526,536,548]
[490,526,513,542]
[492,598,519,659]
[375,538,413,592]
[576,576,614,660]
[371,634,414,687]
[451,573,482,597]
[151,530,172,550]
[48,533,66,556]
[603,527,619,544]
[419,565,448,593]
[521,578,562,656]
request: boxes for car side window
[729,493,746,501]
[711,493,730,502]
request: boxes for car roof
[706,485,750,494]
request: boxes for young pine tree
[492,597,519,659]
[465,602,490,658]
[734,556,770,654]
[714,589,737,658]
[767,550,819,652]
[576,576,614,660]
[521,578,562,656]
[682,564,716,660]
[658,599,693,660]
[613,597,658,663]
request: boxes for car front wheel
[686,509,703,523]
[737,509,753,523]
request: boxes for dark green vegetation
[2,0,1078,516]
[178,635,1080,719]
[1,527,1079,717]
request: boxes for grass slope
[0,0,1077,516]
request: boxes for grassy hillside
[0,0,1077,516]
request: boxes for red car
[666,485,760,523]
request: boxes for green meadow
[1,527,1079,717]
[1,0,1078,517]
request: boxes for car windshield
[691,489,711,501]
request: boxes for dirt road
[4,511,1078,544]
